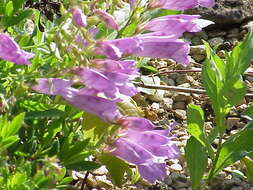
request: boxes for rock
[227,28,240,38]
[146,93,164,102]
[172,92,192,103]
[176,74,194,85]
[191,36,202,45]
[185,0,253,26]
[208,29,227,37]
[170,164,183,171]
[174,109,186,120]
[163,98,173,111]
[178,83,191,88]
[208,37,224,47]
[173,101,186,110]
[164,176,172,185]
[191,54,206,62]
[195,31,209,40]
[246,75,253,83]
[190,45,206,55]
[242,21,253,30]
[172,181,189,189]
[132,94,148,106]
[227,37,239,45]
[170,173,187,182]
[217,50,226,58]
[225,117,240,129]
[170,73,180,80]
[151,102,160,110]
[160,76,176,86]
[230,187,243,190]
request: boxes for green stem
[208,113,226,181]
[116,9,136,38]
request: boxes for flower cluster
[8,0,214,183]
[111,117,178,183]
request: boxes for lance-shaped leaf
[212,122,253,176]
[187,104,214,159]
[185,137,208,190]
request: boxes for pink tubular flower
[0,33,34,65]
[74,59,139,99]
[70,7,87,27]
[32,78,120,121]
[96,36,190,64]
[149,0,215,10]
[139,14,202,38]
[109,117,179,183]
[94,9,119,30]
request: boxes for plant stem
[116,9,136,38]
[207,114,225,181]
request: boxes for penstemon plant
[185,30,253,190]
[7,0,253,189]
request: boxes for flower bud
[70,7,87,27]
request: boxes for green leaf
[4,9,33,27]
[140,65,158,73]
[212,122,253,176]
[65,161,101,171]
[242,157,253,183]
[0,136,19,151]
[12,0,26,12]
[99,154,132,186]
[25,109,67,120]
[185,137,208,190]
[5,1,14,16]
[202,41,226,117]
[187,104,206,146]
[4,113,25,137]
[229,29,253,75]
[7,173,27,189]
[82,113,112,146]
[187,104,215,159]
[121,20,137,37]
[59,140,89,164]
[58,177,73,186]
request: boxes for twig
[148,68,253,77]
[148,69,202,77]
[134,82,253,97]
[80,171,90,190]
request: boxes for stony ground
[72,2,253,190]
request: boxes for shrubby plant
[3,0,253,189]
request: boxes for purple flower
[149,0,215,10]
[32,78,120,121]
[96,36,190,64]
[95,38,141,60]
[74,59,139,98]
[135,36,191,64]
[129,0,137,8]
[70,7,87,27]
[109,117,179,183]
[94,9,119,30]
[0,33,34,65]
[139,14,202,38]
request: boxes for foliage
[2,0,253,189]
[185,30,253,189]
